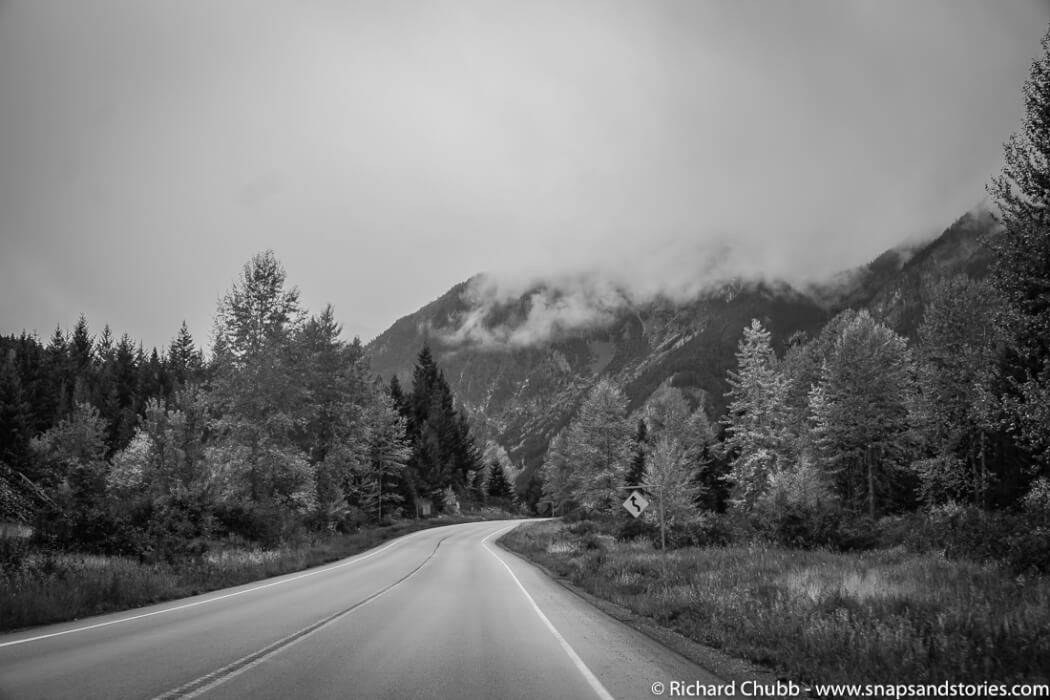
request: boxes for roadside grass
[0,511,517,633]
[500,519,1050,685]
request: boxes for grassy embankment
[1,510,517,633]
[500,519,1050,685]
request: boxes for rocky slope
[366,207,1002,500]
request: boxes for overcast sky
[1,0,1047,351]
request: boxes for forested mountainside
[366,207,1002,500]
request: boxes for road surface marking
[482,525,616,700]
[0,526,435,649]
[151,535,449,700]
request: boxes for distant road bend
[0,520,722,700]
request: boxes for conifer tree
[44,325,72,421]
[403,343,481,510]
[912,276,1006,505]
[0,348,31,471]
[643,435,700,539]
[359,392,410,522]
[486,459,512,500]
[167,321,203,387]
[209,251,312,531]
[723,319,790,509]
[565,378,632,513]
[540,430,574,516]
[810,311,915,518]
[110,334,140,450]
[625,418,649,488]
[988,26,1050,468]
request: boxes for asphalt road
[0,520,724,700]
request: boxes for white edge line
[481,525,616,700]
[0,527,430,649]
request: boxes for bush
[665,513,732,548]
[757,502,847,550]
[616,517,659,543]
[911,502,1050,574]
[567,519,599,537]
[920,502,1010,561]
[1005,528,1050,575]
[0,536,30,575]
[580,533,608,551]
[1024,477,1050,527]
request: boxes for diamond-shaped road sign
[622,490,649,518]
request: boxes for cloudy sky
[1,0,1047,351]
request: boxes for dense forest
[0,251,507,558]
[539,33,1050,569]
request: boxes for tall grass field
[500,519,1050,685]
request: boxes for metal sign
[622,490,649,518]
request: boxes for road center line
[482,526,616,700]
[151,535,448,700]
[0,528,427,649]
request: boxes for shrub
[921,502,1009,561]
[665,512,732,548]
[1024,477,1050,527]
[1005,528,1050,575]
[580,533,608,551]
[757,502,847,550]
[914,502,1050,574]
[616,517,659,543]
[0,536,30,575]
[567,519,599,537]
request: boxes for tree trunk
[867,449,876,520]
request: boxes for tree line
[539,30,1050,545]
[0,251,500,557]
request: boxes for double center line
[151,535,448,700]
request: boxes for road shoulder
[494,537,780,689]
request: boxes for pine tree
[625,419,649,488]
[360,393,410,522]
[44,325,72,422]
[565,378,632,513]
[69,315,95,406]
[97,325,114,364]
[912,276,1006,505]
[810,311,916,518]
[0,348,32,472]
[486,459,512,500]
[389,375,407,417]
[723,319,791,509]
[167,321,203,388]
[110,334,140,451]
[402,343,481,511]
[298,306,373,527]
[988,26,1050,468]
[209,251,312,530]
[540,430,575,516]
[643,435,700,543]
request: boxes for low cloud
[438,232,796,349]
[440,275,629,349]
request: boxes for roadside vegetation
[1,510,516,632]
[501,517,1050,685]
[512,28,1050,687]
[1,251,524,631]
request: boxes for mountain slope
[366,207,1002,503]
[368,279,829,493]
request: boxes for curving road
[0,520,723,700]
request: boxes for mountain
[366,207,1002,504]
[861,209,1001,336]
